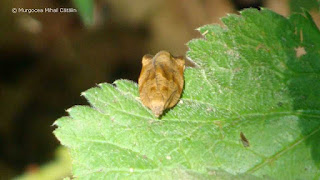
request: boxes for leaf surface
[54,9,320,179]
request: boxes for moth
[138,51,185,117]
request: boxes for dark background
[0,0,319,179]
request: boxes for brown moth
[138,51,185,117]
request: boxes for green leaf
[290,0,320,13]
[15,147,71,180]
[72,0,94,26]
[54,9,320,179]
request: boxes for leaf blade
[54,9,320,179]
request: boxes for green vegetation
[54,9,320,179]
[72,0,94,26]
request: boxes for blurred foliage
[72,0,94,26]
[290,0,320,12]
[15,147,71,180]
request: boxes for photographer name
[14,8,77,14]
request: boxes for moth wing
[142,54,153,66]
[166,89,180,108]
[138,54,153,87]
[173,56,185,90]
[166,56,185,108]
[174,56,185,68]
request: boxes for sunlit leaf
[54,9,320,179]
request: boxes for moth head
[153,51,172,63]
